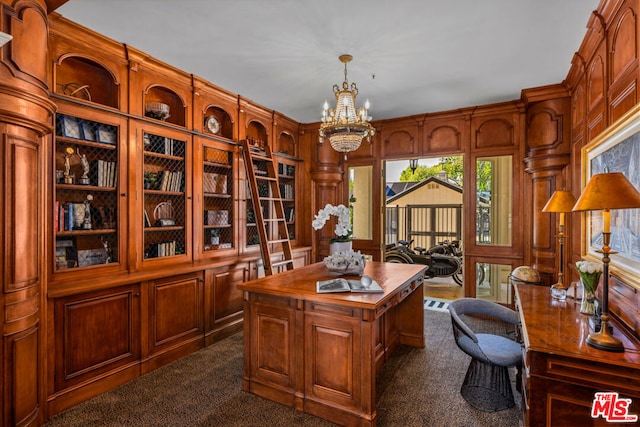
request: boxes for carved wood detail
[382,128,416,158]
[587,54,605,110]
[425,123,462,152]
[528,110,560,150]
[609,6,637,84]
[571,84,586,130]
[6,4,48,87]
[473,117,514,149]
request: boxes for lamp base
[551,283,567,301]
[586,319,624,352]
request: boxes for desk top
[514,283,640,366]
[238,261,426,309]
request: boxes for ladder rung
[256,176,277,181]
[264,218,286,222]
[267,239,290,244]
[270,260,294,268]
[251,154,272,162]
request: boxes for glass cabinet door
[54,113,120,271]
[202,145,234,251]
[142,130,187,259]
[278,160,296,240]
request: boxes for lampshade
[572,172,640,211]
[0,31,11,48]
[542,190,577,213]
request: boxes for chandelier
[319,54,375,157]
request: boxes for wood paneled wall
[1,1,56,425]
[1,0,640,425]
[563,0,640,338]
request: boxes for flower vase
[330,241,352,255]
[579,278,597,315]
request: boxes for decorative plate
[205,115,221,134]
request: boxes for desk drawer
[529,351,640,395]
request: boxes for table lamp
[572,171,640,352]
[542,190,577,300]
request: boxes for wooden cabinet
[143,273,204,372]
[49,284,141,414]
[40,15,310,421]
[204,262,250,345]
[52,106,127,276]
[195,139,236,257]
[514,283,640,426]
[137,122,192,266]
[276,155,299,242]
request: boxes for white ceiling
[56,0,599,124]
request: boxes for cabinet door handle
[121,193,127,197]
[134,292,140,297]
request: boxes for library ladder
[242,139,294,276]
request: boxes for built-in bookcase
[53,113,119,270]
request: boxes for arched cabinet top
[277,130,296,156]
[246,119,268,147]
[54,54,120,109]
[203,105,234,140]
[143,84,186,127]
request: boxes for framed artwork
[61,115,82,139]
[582,104,640,284]
[81,121,96,141]
[97,125,117,145]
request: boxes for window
[476,155,512,246]
[349,166,373,240]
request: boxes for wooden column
[522,86,572,286]
[0,0,55,425]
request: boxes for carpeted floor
[44,310,520,427]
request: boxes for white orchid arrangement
[575,260,603,294]
[312,203,352,243]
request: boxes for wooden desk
[238,261,426,427]
[514,283,640,426]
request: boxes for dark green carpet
[44,310,520,426]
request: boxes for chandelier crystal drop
[319,54,375,156]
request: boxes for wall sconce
[409,158,419,173]
[0,31,12,48]
[542,190,577,300]
[572,171,640,352]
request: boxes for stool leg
[460,358,515,412]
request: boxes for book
[316,275,383,293]
[144,208,151,227]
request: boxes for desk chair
[448,298,522,411]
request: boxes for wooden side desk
[514,283,640,426]
[238,261,426,427]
